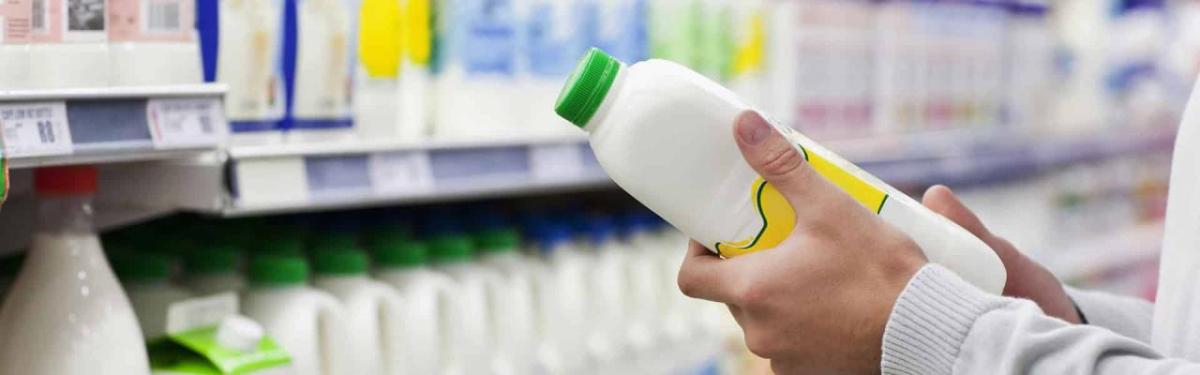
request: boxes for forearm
[882,265,1198,375]
[1067,286,1155,343]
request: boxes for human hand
[676,111,927,374]
[921,185,1083,324]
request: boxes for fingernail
[737,111,771,145]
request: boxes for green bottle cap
[372,237,430,269]
[248,255,309,286]
[111,251,173,283]
[183,245,241,276]
[312,248,369,276]
[475,228,520,254]
[429,235,474,264]
[555,48,623,128]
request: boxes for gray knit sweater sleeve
[881,264,1200,375]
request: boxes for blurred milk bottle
[429,235,496,375]
[108,0,202,86]
[517,0,586,137]
[181,245,247,295]
[29,0,110,88]
[288,0,358,144]
[0,0,32,88]
[199,0,287,144]
[242,255,350,375]
[372,236,452,375]
[434,0,520,140]
[312,247,405,375]
[615,212,666,370]
[527,221,591,374]
[476,227,538,374]
[575,215,633,372]
[112,251,194,340]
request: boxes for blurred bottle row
[0,205,758,374]
[4,0,1194,146]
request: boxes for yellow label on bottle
[358,0,403,78]
[715,144,889,257]
[403,0,432,65]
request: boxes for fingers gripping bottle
[554,48,1006,293]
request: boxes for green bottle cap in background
[475,228,520,254]
[429,235,474,264]
[248,255,308,286]
[183,245,241,276]
[312,248,369,276]
[372,238,430,269]
[555,48,622,128]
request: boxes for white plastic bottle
[311,248,405,375]
[516,0,585,138]
[615,212,664,369]
[107,0,202,86]
[0,166,150,375]
[476,228,538,374]
[428,235,497,375]
[526,222,591,374]
[574,216,632,372]
[434,0,520,140]
[181,245,247,295]
[288,0,357,143]
[354,0,403,140]
[372,237,453,375]
[28,0,111,88]
[398,0,434,140]
[112,251,195,340]
[215,0,287,144]
[0,0,32,89]
[241,255,349,375]
[554,48,1007,293]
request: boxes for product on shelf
[287,0,357,144]
[371,236,451,375]
[182,245,247,295]
[575,215,633,372]
[311,247,405,375]
[526,221,591,374]
[399,0,434,140]
[241,255,350,375]
[475,227,538,373]
[354,0,405,140]
[29,0,111,88]
[614,212,666,368]
[427,234,497,374]
[201,0,287,144]
[555,48,1006,292]
[0,0,32,89]
[433,0,520,140]
[648,0,697,68]
[107,0,202,86]
[518,0,590,138]
[112,250,195,340]
[0,166,151,374]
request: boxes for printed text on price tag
[147,98,228,148]
[369,151,434,194]
[0,102,73,158]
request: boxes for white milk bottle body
[526,224,591,374]
[354,0,402,141]
[398,0,434,140]
[181,246,246,295]
[108,0,202,86]
[112,251,195,340]
[29,0,110,88]
[429,236,496,375]
[556,49,1006,293]
[434,0,519,140]
[574,218,632,371]
[617,214,665,367]
[217,0,286,144]
[516,0,585,138]
[375,266,452,375]
[0,167,150,375]
[476,230,538,374]
[0,0,32,88]
[288,0,356,143]
[241,256,349,375]
[312,249,405,375]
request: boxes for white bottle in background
[616,213,665,369]
[0,0,32,89]
[429,235,497,375]
[107,0,202,86]
[181,245,247,295]
[398,0,434,140]
[0,166,150,375]
[372,238,454,375]
[288,0,357,144]
[554,48,1007,293]
[434,0,520,140]
[112,252,195,340]
[526,223,591,374]
[516,0,585,138]
[28,0,110,88]
[476,228,538,374]
[574,216,632,372]
[242,255,350,375]
[354,0,403,141]
[217,0,286,145]
[311,248,405,375]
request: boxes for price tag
[146,98,228,148]
[369,151,434,194]
[530,143,585,182]
[0,102,73,157]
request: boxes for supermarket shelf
[1036,222,1164,283]
[1,84,228,169]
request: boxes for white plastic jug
[433,0,520,140]
[516,0,586,138]
[181,245,247,296]
[429,235,497,375]
[108,0,202,86]
[476,228,538,374]
[0,167,150,375]
[575,216,631,370]
[372,237,455,375]
[526,222,591,374]
[554,48,1007,293]
[311,248,405,375]
[241,255,349,375]
[112,251,195,340]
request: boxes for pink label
[0,0,31,44]
[108,0,192,42]
[31,0,108,43]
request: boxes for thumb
[921,185,991,239]
[733,111,840,209]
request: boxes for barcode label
[145,0,181,32]
[530,143,585,182]
[369,151,434,194]
[146,98,228,148]
[0,102,73,157]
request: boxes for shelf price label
[369,151,434,194]
[530,143,585,182]
[0,102,73,158]
[146,98,228,148]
